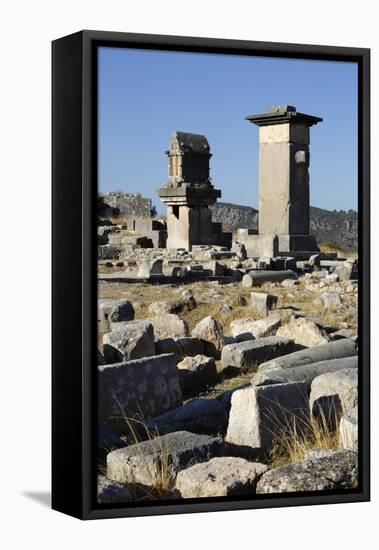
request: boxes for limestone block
[293,314,333,334]
[258,339,357,373]
[191,316,225,358]
[176,457,267,498]
[250,292,278,315]
[103,320,155,364]
[98,353,182,428]
[98,299,135,332]
[339,406,358,451]
[148,314,189,340]
[225,381,309,452]
[147,399,228,437]
[177,354,218,393]
[107,431,225,486]
[231,241,247,260]
[333,262,355,281]
[230,316,281,341]
[137,259,163,278]
[221,336,295,373]
[276,317,330,347]
[179,289,197,311]
[256,450,358,493]
[309,254,321,271]
[310,368,358,420]
[155,337,204,362]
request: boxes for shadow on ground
[23,491,51,508]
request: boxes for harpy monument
[240,105,323,257]
[157,131,231,251]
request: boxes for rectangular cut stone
[259,123,310,144]
[98,353,182,429]
[221,336,294,372]
[259,142,292,235]
[237,233,279,257]
[107,431,224,486]
[225,382,309,452]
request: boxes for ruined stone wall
[99,192,153,218]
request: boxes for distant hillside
[210,202,258,230]
[309,206,358,252]
[210,202,358,252]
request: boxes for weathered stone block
[221,336,294,373]
[276,317,330,347]
[256,450,358,493]
[155,337,204,362]
[176,457,267,498]
[107,431,225,486]
[258,339,357,373]
[147,399,228,437]
[339,406,358,451]
[103,320,155,364]
[310,367,358,420]
[225,381,309,453]
[178,354,218,393]
[333,261,355,281]
[231,241,247,260]
[98,353,182,428]
[250,292,278,315]
[179,289,197,311]
[148,314,189,340]
[98,299,135,332]
[137,259,163,278]
[191,316,224,358]
[230,316,281,341]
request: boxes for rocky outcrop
[98,192,153,218]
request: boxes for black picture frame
[52,30,370,520]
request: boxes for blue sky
[98,47,358,214]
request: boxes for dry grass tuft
[112,398,175,501]
[268,403,340,469]
[319,242,357,259]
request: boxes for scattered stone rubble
[97,258,359,502]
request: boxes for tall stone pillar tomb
[245,105,323,254]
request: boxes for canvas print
[96,48,358,505]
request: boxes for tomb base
[236,231,319,258]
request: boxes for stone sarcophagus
[157,132,231,251]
